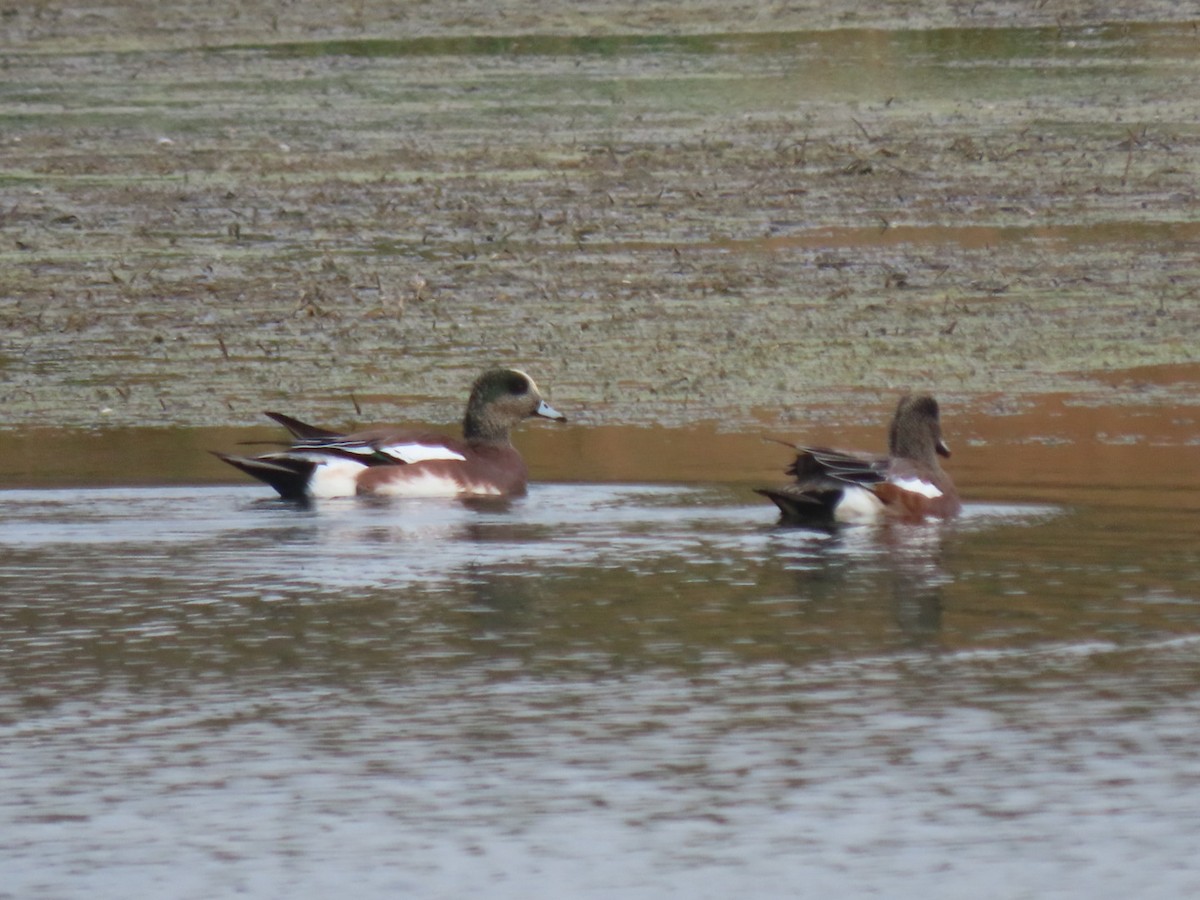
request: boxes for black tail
[263,411,344,441]
[212,451,315,501]
[754,486,837,527]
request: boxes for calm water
[1,464,1199,898]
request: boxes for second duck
[757,394,961,527]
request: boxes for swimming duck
[757,394,961,526]
[215,368,565,500]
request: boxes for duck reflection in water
[762,521,948,645]
[754,394,963,641]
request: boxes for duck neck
[890,422,939,468]
[463,409,511,445]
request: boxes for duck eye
[507,374,529,395]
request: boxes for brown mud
[1,3,1198,441]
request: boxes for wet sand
[1,4,1198,435]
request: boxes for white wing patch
[891,476,943,499]
[378,442,468,465]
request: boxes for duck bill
[936,438,951,458]
[535,400,567,422]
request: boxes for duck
[214,368,566,500]
[757,394,961,526]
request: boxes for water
[2,466,1199,898]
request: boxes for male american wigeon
[757,394,961,527]
[215,368,566,500]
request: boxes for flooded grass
[2,13,1198,431]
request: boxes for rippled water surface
[2,464,1199,898]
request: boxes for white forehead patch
[515,369,537,393]
[891,476,943,499]
[379,442,468,464]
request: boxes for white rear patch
[379,442,468,464]
[834,486,885,524]
[891,476,943,499]
[308,459,368,499]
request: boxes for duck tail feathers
[212,451,315,501]
[263,411,344,441]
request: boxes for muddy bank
[1,7,1198,434]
